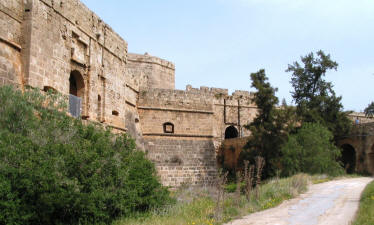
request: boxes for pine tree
[286,50,351,139]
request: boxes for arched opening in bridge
[225,126,238,139]
[340,144,356,174]
[69,70,84,118]
[370,144,374,175]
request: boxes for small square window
[163,122,174,134]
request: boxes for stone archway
[225,126,238,139]
[369,144,374,175]
[340,144,356,174]
[69,70,85,118]
[69,70,85,97]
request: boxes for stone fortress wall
[0,0,259,186]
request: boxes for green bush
[281,123,344,177]
[0,86,172,225]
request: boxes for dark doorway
[225,126,238,139]
[341,144,356,174]
[97,95,102,120]
[69,71,84,118]
[69,70,84,97]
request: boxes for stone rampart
[0,0,261,187]
[127,53,175,90]
[145,138,217,187]
[338,122,374,175]
[0,0,24,86]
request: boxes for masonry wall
[0,0,260,187]
[138,88,217,186]
[145,137,217,186]
[338,123,374,175]
[138,86,258,186]
[0,0,24,86]
[219,137,251,171]
[16,0,129,131]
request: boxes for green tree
[286,50,351,139]
[364,102,374,118]
[281,123,343,176]
[240,69,297,178]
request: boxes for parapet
[138,87,214,112]
[232,90,254,98]
[128,53,175,70]
[127,53,175,90]
[185,85,228,96]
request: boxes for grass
[310,173,362,184]
[113,174,310,225]
[352,180,374,225]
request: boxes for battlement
[185,85,253,98]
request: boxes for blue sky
[81,0,374,112]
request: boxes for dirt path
[224,177,373,225]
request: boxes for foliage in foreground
[286,50,351,139]
[115,174,310,225]
[240,69,298,178]
[364,101,374,118]
[0,86,171,225]
[281,123,344,177]
[352,180,374,225]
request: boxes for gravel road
[224,177,373,225]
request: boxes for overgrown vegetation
[281,123,343,176]
[115,174,310,225]
[240,69,298,178]
[239,50,352,179]
[0,86,171,225]
[364,101,374,118]
[286,50,352,139]
[352,181,374,225]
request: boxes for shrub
[281,122,344,177]
[0,86,171,225]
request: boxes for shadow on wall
[370,144,374,174]
[218,137,250,172]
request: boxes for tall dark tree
[240,69,297,178]
[286,50,351,138]
[364,102,374,118]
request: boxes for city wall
[0,0,260,186]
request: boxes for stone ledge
[143,133,214,138]
[138,106,214,114]
[0,36,21,51]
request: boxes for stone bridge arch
[369,144,374,174]
[340,144,356,174]
[337,122,374,175]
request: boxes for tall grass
[352,180,374,225]
[114,174,310,225]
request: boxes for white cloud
[227,0,374,14]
